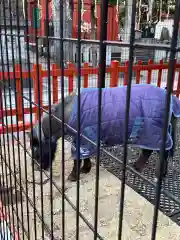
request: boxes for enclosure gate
[0,0,180,239]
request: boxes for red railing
[0,59,180,133]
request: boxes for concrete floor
[0,136,180,240]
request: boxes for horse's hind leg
[154,115,177,179]
[133,149,153,172]
[155,150,168,179]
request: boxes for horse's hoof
[154,177,158,183]
[68,173,78,182]
[169,150,174,158]
[80,167,90,174]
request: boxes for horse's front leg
[68,160,82,182]
[68,158,92,182]
[80,158,92,174]
[133,149,153,172]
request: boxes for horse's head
[28,92,76,171]
[27,122,58,171]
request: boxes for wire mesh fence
[0,0,180,239]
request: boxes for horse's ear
[69,88,78,96]
[69,91,77,98]
[64,92,76,105]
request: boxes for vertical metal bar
[118,0,137,238]
[7,0,27,237]
[0,4,12,230]
[0,19,12,238]
[45,0,54,239]
[5,12,16,240]
[15,35,31,236]
[93,0,108,239]
[14,0,31,238]
[16,0,31,237]
[23,8,38,235]
[0,0,21,237]
[0,124,9,235]
[32,0,44,239]
[76,0,82,238]
[151,1,180,239]
[0,53,15,239]
[0,77,10,239]
[0,105,4,236]
[33,0,44,238]
[0,152,6,239]
[0,10,12,235]
[0,73,4,237]
[1,43,18,240]
[0,83,6,238]
[23,12,37,235]
[1,87,14,237]
[11,0,31,238]
[97,1,108,89]
[59,0,65,238]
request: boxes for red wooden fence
[0,59,180,134]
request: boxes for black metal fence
[0,0,180,239]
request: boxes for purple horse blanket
[68,84,180,160]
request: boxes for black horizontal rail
[0,32,179,51]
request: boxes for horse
[28,84,179,182]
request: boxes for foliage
[118,0,126,28]
[94,0,125,27]
[139,0,175,23]
[92,0,176,31]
